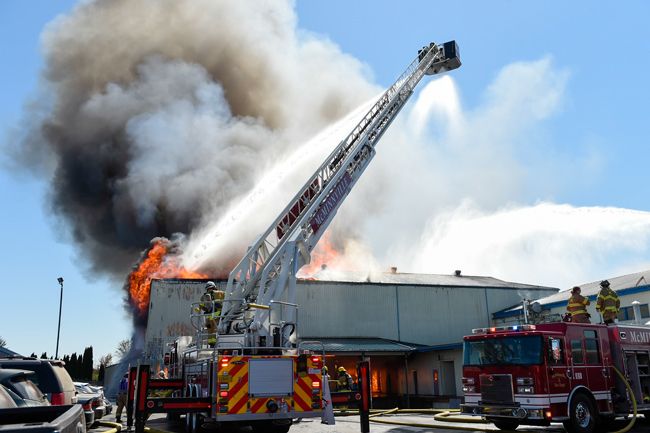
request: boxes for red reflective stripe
[228,372,248,397]
[163,402,211,410]
[230,392,248,414]
[293,394,311,411]
[149,380,184,388]
[250,398,267,413]
[296,377,311,395]
[227,362,245,378]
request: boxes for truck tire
[491,419,519,431]
[564,393,599,433]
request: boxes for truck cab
[461,322,650,433]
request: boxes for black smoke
[8,0,375,277]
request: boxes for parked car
[0,357,76,405]
[0,369,50,407]
[75,394,96,428]
[0,384,18,409]
[74,382,105,422]
[88,384,112,414]
[0,403,86,433]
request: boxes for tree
[0,336,6,348]
[69,353,77,377]
[82,346,93,381]
[30,352,37,358]
[40,352,48,359]
[99,353,113,368]
[98,363,106,382]
[97,353,112,383]
[115,339,131,360]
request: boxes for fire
[127,238,208,317]
[298,232,343,278]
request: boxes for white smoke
[183,52,650,290]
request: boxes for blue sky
[1,1,649,361]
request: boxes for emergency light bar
[471,324,536,334]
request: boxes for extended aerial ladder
[218,41,461,351]
[130,40,460,433]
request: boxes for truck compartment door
[248,358,293,397]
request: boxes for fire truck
[460,322,650,433]
[128,40,461,433]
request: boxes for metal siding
[397,286,486,345]
[397,287,552,345]
[296,282,398,340]
[144,280,224,350]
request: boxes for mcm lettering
[629,331,650,344]
[309,173,352,233]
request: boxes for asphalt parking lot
[92,406,650,433]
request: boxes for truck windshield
[464,335,543,366]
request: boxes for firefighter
[115,373,128,423]
[566,286,591,323]
[596,280,620,324]
[337,366,354,391]
[196,281,225,347]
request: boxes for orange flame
[128,238,208,317]
[298,232,343,278]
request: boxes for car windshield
[464,335,543,366]
[11,377,46,401]
[76,384,93,393]
[0,385,18,409]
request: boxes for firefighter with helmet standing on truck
[566,286,591,323]
[596,279,620,324]
[197,281,224,347]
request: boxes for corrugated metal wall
[297,282,556,345]
[146,279,557,347]
[296,282,398,340]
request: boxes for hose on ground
[95,421,122,433]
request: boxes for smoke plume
[9,0,376,276]
[9,0,650,300]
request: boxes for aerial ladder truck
[129,40,461,433]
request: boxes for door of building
[440,361,456,396]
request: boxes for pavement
[91,406,650,433]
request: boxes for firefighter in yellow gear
[566,286,591,323]
[196,281,224,347]
[596,280,620,324]
[337,366,354,391]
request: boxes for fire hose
[609,365,637,433]
[110,368,639,433]
[334,368,640,433]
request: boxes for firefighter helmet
[205,281,217,291]
[600,280,610,288]
[338,366,346,372]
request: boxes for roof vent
[321,264,327,270]
[390,266,397,274]
[455,270,462,277]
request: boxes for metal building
[144,271,558,405]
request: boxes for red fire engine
[460,322,650,433]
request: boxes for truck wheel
[491,419,519,431]
[564,393,598,433]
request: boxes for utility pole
[55,277,64,359]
